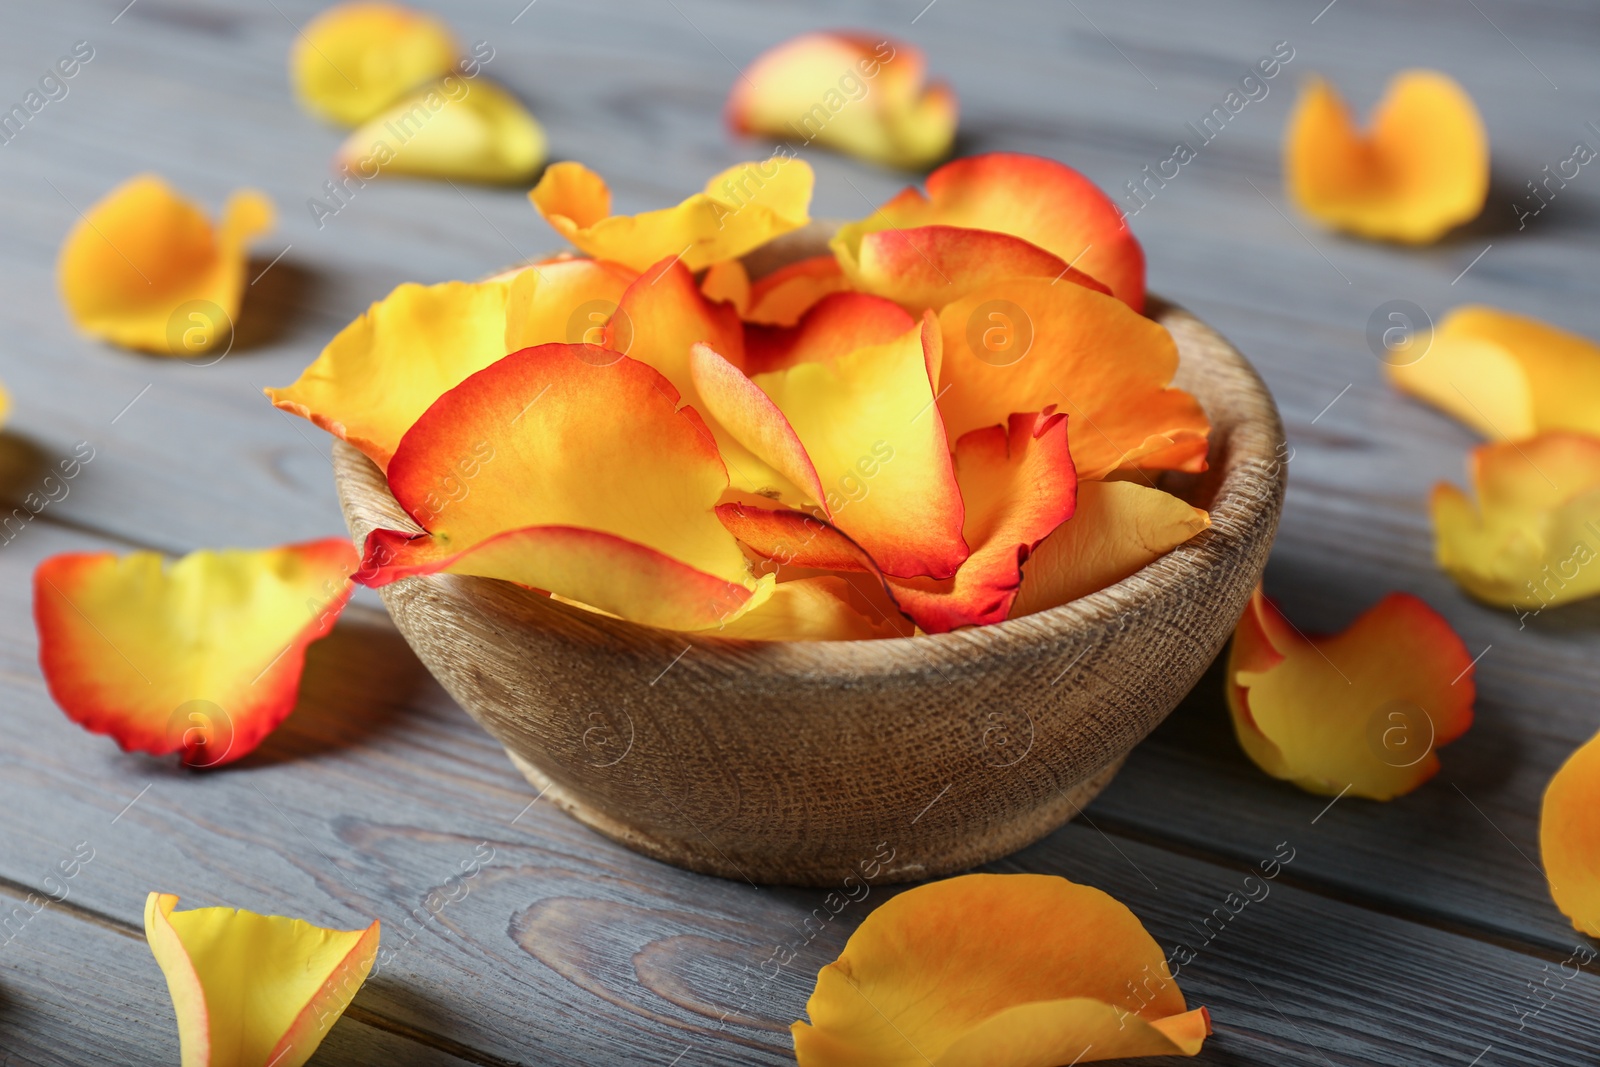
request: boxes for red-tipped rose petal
[744,292,916,375]
[35,538,356,766]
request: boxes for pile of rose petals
[269,151,1213,639]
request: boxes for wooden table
[3,1,1598,1063]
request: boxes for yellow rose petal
[291,1,458,125]
[335,78,546,184]
[146,892,379,1067]
[58,175,274,355]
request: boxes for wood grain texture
[1,0,1598,1063]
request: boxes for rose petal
[266,278,514,470]
[1285,71,1488,243]
[700,258,751,314]
[359,343,761,632]
[886,412,1077,632]
[936,277,1209,478]
[1431,432,1600,610]
[716,502,878,574]
[746,254,851,326]
[145,892,379,1067]
[745,292,916,376]
[1540,729,1600,937]
[1009,480,1211,617]
[615,258,799,499]
[832,223,1108,317]
[290,1,457,125]
[749,313,967,579]
[792,873,1209,1066]
[504,256,640,351]
[57,175,274,354]
[1227,588,1475,800]
[831,151,1144,309]
[334,78,546,184]
[34,539,356,767]
[715,575,891,641]
[529,157,813,272]
[726,33,957,170]
[1386,306,1600,440]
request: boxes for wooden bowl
[332,230,1285,886]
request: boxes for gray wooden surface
[2,1,1599,1064]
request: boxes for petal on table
[503,256,639,351]
[831,151,1144,309]
[34,539,356,767]
[752,313,967,579]
[715,576,891,641]
[1226,588,1475,800]
[726,33,957,170]
[266,277,514,470]
[529,157,813,272]
[335,78,547,184]
[290,1,457,125]
[1009,480,1211,617]
[145,892,379,1067]
[887,412,1077,633]
[746,254,851,326]
[359,343,760,630]
[1386,306,1600,440]
[58,175,274,355]
[832,223,1107,317]
[745,292,915,376]
[1540,729,1600,937]
[792,873,1209,1066]
[936,277,1209,478]
[1431,432,1600,610]
[1285,71,1488,243]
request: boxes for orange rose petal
[715,575,891,641]
[1009,480,1211,617]
[34,539,356,767]
[1227,588,1475,800]
[716,502,879,575]
[58,175,274,355]
[613,259,799,499]
[1285,71,1488,243]
[936,277,1209,478]
[266,278,513,470]
[726,33,957,170]
[831,151,1144,309]
[833,223,1107,317]
[529,157,813,273]
[359,343,761,631]
[1386,307,1600,440]
[1540,729,1600,937]
[690,343,824,504]
[746,254,851,326]
[887,413,1077,633]
[744,292,916,376]
[1431,432,1600,610]
[792,873,1209,1066]
[290,1,457,125]
[751,313,967,579]
[145,892,379,1067]
[333,78,547,184]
